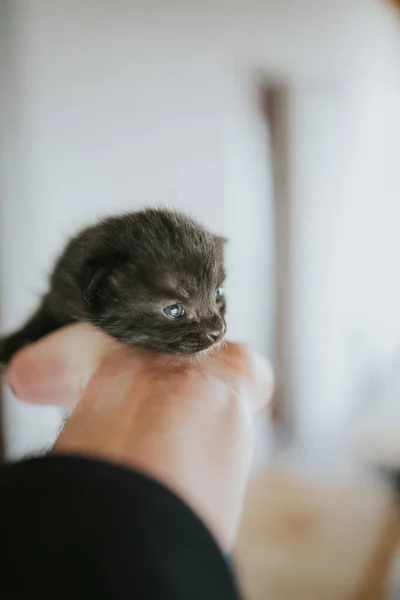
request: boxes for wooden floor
[233,469,400,600]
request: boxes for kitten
[0,208,226,363]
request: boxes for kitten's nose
[207,329,224,343]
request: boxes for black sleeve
[0,455,240,600]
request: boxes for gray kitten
[0,208,226,363]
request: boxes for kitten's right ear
[82,258,116,306]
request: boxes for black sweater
[0,455,240,599]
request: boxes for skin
[4,324,273,550]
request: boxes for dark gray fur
[0,208,226,362]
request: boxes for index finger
[207,343,274,414]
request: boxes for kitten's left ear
[214,235,228,245]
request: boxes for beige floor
[233,469,400,600]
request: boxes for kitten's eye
[163,303,185,319]
[216,287,224,302]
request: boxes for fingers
[206,342,274,414]
[242,346,274,413]
[4,323,274,417]
[4,324,116,409]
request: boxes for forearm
[0,455,239,599]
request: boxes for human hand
[4,324,273,550]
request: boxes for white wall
[1,0,400,461]
[285,14,400,457]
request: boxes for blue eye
[163,303,185,319]
[216,287,224,302]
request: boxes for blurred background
[1,0,400,472]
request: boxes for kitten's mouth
[163,335,225,356]
[195,338,226,357]
[192,323,226,355]
[123,321,227,356]
[124,335,225,356]
[194,333,226,355]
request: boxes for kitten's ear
[214,235,228,245]
[82,258,117,305]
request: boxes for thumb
[4,324,114,409]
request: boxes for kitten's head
[81,209,227,355]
